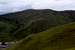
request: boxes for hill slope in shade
[0,9,75,42]
[6,22,75,50]
[1,9,75,40]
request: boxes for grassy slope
[7,22,75,50]
[1,9,75,41]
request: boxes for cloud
[31,0,75,10]
[0,0,75,14]
[0,0,32,14]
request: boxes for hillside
[6,22,75,50]
[0,9,75,41]
[0,9,75,40]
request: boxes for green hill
[3,9,75,40]
[1,9,75,41]
[6,22,75,50]
[0,9,75,49]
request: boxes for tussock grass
[7,22,75,50]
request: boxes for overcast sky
[0,0,75,14]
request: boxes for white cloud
[0,0,32,14]
[0,0,75,14]
[31,0,75,10]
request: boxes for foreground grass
[7,22,75,50]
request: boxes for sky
[0,0,75,14]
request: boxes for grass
[6,22,75,50]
